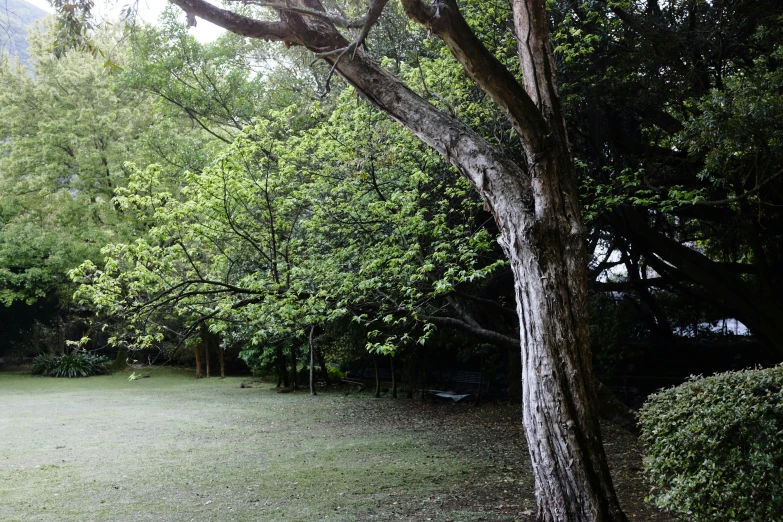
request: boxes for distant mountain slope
[0,0,48,66]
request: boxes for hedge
[639,365,783,522]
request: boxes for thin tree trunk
[194,344,202,379]
[390,356,397,399]
[290,343,298,390]
[309,324,317,396]
[277,344,288,388]
[218,341,225,378]
[373,355,380,398]
[204,335,210,378]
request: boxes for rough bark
[169,0,627,519]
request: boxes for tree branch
[422,314,519,349]
[169,0,298,43]
[399,0,549,154]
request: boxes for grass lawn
[0,368,671,522]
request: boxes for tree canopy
[1,0,782,520]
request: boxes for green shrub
[326,364,346,382]
[639,365,783,522]
[31,352,111,378]
[31,353,58,375]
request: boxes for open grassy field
[0,369,670,522]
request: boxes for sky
[23,0,225,42]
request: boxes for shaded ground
[0,369,672,521]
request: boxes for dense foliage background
[0,0,781,396]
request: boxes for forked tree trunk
[170,1,627,519]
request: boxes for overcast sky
[23,0,225,42]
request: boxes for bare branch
[229,0,366,28]
[169,0,298,43]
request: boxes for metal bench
[428,371,487,402]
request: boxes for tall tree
[61,0,628,519]
[0,22,150,308]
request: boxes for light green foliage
[123,12,325,149]
[0,22,151,306]
[74,90,504,357]
[295,93,504,353]
[640,365,783,521]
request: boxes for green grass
[0,369,520,522]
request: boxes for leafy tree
[0,22,151,310]
[63,0,631,516]
[556,0,783,354]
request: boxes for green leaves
[74,85,504,356]
[640,365,783,521]
[31,351,111,378]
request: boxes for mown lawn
[0,369,536,521]
[0,368,671,522]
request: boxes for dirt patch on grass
[323,392,674,521]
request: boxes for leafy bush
[639,365,783,522]
[31,352,111,378]
[326,364,346,382]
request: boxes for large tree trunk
[169,1,627,519]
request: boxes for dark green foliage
[31,352,111,378]
[639,365,783,521]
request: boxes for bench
[427,371,488,402]
[341,379,366,391]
